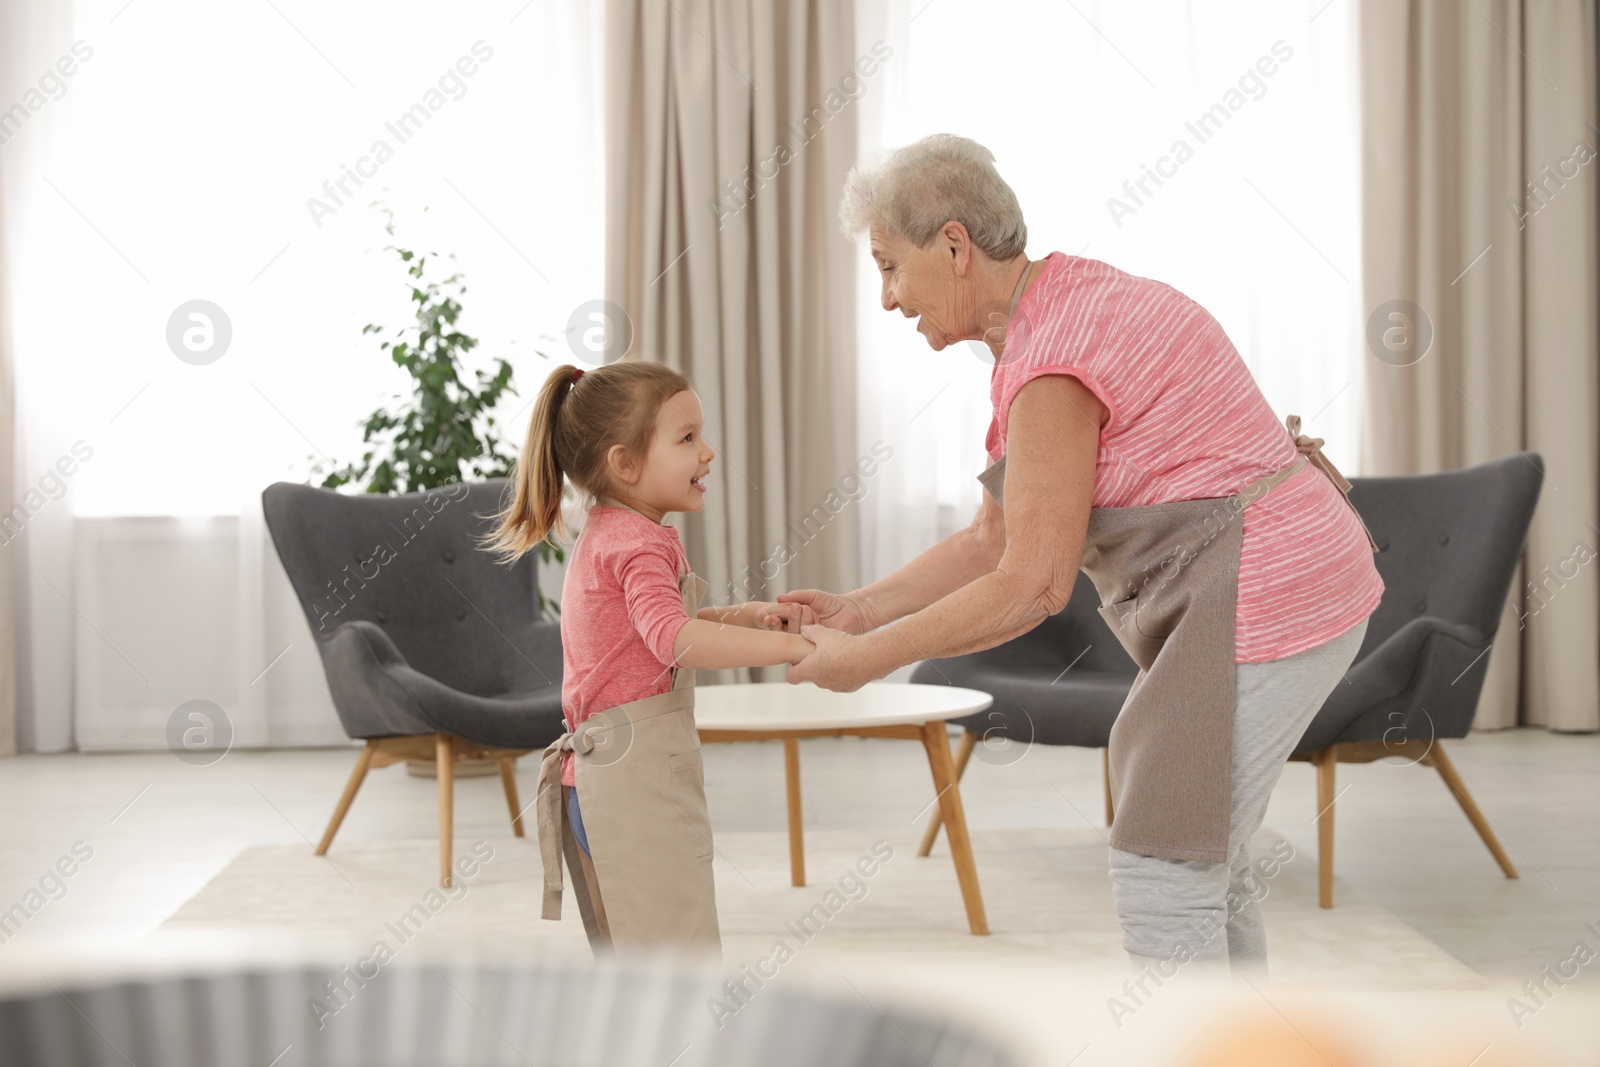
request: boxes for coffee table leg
[784,737,805,887]
[918,729,978,857]
[920,720,988,935]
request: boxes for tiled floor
[1,727,1594,983]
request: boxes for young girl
[483,360,816,959]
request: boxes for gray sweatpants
[1107,616,1368,975]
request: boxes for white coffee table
[694,681,994,936]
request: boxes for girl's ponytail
[482,364,583,563]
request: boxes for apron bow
[567,723,598,755]
[536,726,584,920]
[1286,414,1349,493]
[1285,414,1380,552]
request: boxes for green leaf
[313,212,539,534]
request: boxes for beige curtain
[0,0,23,754]
[1361,0,1600,731]
[0,163,15,756]
[605,0,861,684]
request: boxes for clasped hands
[698,590,877,691]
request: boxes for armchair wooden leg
[1314,747,1336,909]
[499,757,525,837]
[316,740,376,856]
[918,730,979,857]
[1103,747,1115,827]
[437,734,455,888]
[1424,741,1519,879]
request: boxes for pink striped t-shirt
[986,251,1384,664]
[557,504,693,786]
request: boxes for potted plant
[312,207,565,617]
[311,208,563,779]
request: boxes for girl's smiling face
[606,388,715,522]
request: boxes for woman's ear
[943,220,973,274]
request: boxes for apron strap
[668,571,708,692]
[1285,415,1382,554]
[1236,452,1307,506]
[536,726,598,920]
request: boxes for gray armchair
[1287,450,1542,904]
[262,479,565,887]
[911,452,1543,907]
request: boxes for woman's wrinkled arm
[851,375,1101,671]
[833,490,1007,633]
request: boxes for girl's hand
[755,601,819,634]
[774,589,871,635]
[784,632,816,665]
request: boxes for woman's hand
[785,624,879,692]
[774,589,871,635]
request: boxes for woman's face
[869,221,969,351]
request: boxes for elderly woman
[782,134,1385,976]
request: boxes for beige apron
[536,565,721,956]
[977,415,1377,862]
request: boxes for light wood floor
[0,727,1593,981]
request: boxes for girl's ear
[606,442,640,486]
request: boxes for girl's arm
[672,619,812,670]
[616,545,812,671]
[696,602,763,627]
[696,600,816,631]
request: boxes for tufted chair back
[262,479,546,700]
[1347,452,1544,662]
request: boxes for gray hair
[837,133,1027,260]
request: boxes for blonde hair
[838,133,1027,260]
[481,360,691,561]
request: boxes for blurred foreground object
[0,956,1020,1067]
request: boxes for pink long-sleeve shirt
[558,505,693,786]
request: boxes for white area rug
[155,825,1479,992]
